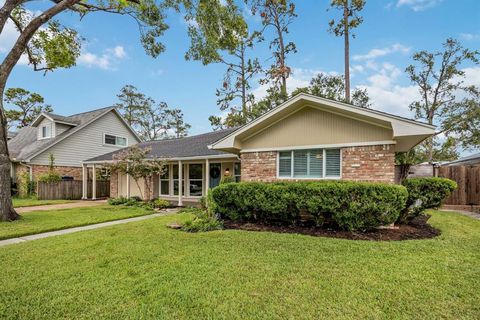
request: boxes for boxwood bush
[209,181,408,231]
[399,177,457,222]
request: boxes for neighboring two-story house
[8,107,141,182]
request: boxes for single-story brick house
[83,93,436,205]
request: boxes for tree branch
[0,0,80,90]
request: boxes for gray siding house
[8,107,141,182]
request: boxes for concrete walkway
[16,200,108,213]
[0,208,178,248]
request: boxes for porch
[82,155,241,206]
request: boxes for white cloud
[459,33,480,41]
[77,46,127,70]
[396,0,443,11]
[111,46,126,58]
[356,62,419,117]
[353,43,410,61]
[251,68,328,100]
[462,67,480,87]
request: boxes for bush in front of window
[399,177,457,223]
[209,181,408,231]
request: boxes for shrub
[209,181,408,231]
[17,172,36,197]
[153,198,170,209]
[400,177,457,222]
[38,173,62,183]
[220,176,236,184]
[181,208,223,233]
[107,196,154,210]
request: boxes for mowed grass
[0,210,479,319]
[0,205,153,240]
[12,197,73,208]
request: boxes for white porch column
[205,158,210,194]
[81,164,87,200]
[178,160,183,207]
[92,164,97,200]
[126,163,131,198]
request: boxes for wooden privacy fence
[37,180,110,200]
[438,166,480,205]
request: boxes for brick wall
[241,151,277,182]
[31,165,84,181]
[342,144,395,183]
[240,145,395,184]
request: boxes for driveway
[16,200,108,213]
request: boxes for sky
[1,0,480,153]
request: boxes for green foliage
[107,196,154,210]
[38,173,61,183]
[220,176,236,184]
[328,0,366,37]
[4,88,53,130]
[291,73,371,108]
[406,38,480,158]
[210,181,408,231]
[114,85,190,140]
[38,153,61,183]
[17,171,36,197]
[181,207,223,233]
[153,198,170,209]
[251,0,297,98]
[400,177,457,222]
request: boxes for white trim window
[160,165,170,196]
[188,164,203,197]
[41,125,51,139]
[104,133,127,147]
[278,149,341,179]
[234,162,241,182]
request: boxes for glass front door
[209,163,221,189]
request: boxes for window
[41,125,51,139]
[189,164,203,197]
[234,163,241,182]
[160,166,170,196]
[173,164,186,196]
[104,134,127,147]
[278,149,340,179]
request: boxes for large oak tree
[0,0,244,221]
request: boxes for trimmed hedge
[400,177,457,222]
[209,181,408,231]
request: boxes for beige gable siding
[36,118,53,140]
[241,106,393,150]
[30,111,139,167]
[55,123,71,136]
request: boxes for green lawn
[0,205,153,240]
[12,197,73,208]
[0,210,479,319]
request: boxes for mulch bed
[223,215,441,241]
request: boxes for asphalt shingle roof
[8,107,113,161]
[86,128,238,162]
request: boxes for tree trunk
[0,95,19,221]
[0,0,80,220]
[343,2,350,103]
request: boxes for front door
[209,163,221,189]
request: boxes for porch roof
[84,128,238,163]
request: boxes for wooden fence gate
[37,180,110,200]
[438,166,480,206]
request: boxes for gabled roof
[209,93,436,152]
[9,107,141,161]
[31,112,79,127]
[85,128,238,163]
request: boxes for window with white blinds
[278,149,340,179]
